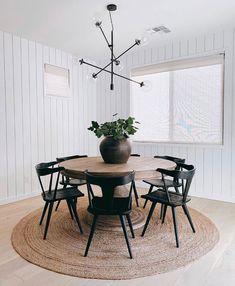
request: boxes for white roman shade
[131,54,224,144]
[44,64,70,97]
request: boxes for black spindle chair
[130,153,141,207]
[55,155,88,212]
[84,171,135,259]
[35,161,84,239]
[142,155,185,211]
[141,163,196,247]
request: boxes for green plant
[88,114,139,140]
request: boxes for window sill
[132,140,224,149]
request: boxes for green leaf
[87,116,140,139]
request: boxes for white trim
[0,191,39,205]
[132,53,224,76]
[131,49,225,71]
[132,140,225,149]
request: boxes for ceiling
[0,0,235,61]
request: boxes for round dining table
[60,156,176,180]
[59,156,176,230]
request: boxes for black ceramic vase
[99,136,131,164]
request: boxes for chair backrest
[157,163,195,203]
[35,161,64,200]
[130,154,140,157]
[85,171,135,211]
[154,155,185,170]
[56,154,88,163]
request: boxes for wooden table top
[60,156,176,180]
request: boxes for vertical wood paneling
[13,35,24,197]
[61,51,69,156]
[87,65,97,155]
[4,33,16,198]
[179,39,188,57]
[205,33,214,51]
[172,40,180,59]
[72,57,78,154]
[232,28,235,198]
[77,61,84,153]
[36,43,45,163]
[0,32,97,204]
[188,38,196,55]
[0,31,8,199]
[55,49,63,157]
[97,29,235,203]
[43,46,51,161]
[49,48,58,160]
[29,40,38,194]
[21,38,32,195]
[67,54,75,154]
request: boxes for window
[44,64,70,97]
[131,54,224,144]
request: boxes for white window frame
[130,53,225,146]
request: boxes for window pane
[131,72,170,141]
[131,56,224,145]
[172,65,223,143]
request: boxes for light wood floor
[1,186,235,286]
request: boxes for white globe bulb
[115,60,124,72]
[136,32,152,47]
[92,12,102,27]
[141,80,152,92]
[86,74,97,84]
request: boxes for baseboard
[0,191,39,206]
[1,184,235,205]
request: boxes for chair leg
[39,202,49,225]
[126,214,135,238]
[160,203,164,219]
[133,181,139,207]
[66,199,74,220]
[143,185,153,209]
[119,215,133,259]
[43,202,54,240]
[182,204,196,233]
[174,186,180,193]
[55,200,61,211]
[141,202,157,237]
[171,207,179,247]
[162,204,168,224]
[70,199,83,234]
[84,214,98,257]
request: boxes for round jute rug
[11,198,219,280]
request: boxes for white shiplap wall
[97,29,235,203]
[0,31,97,204]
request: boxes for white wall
[97,29,235,203]
[0,31,97,204]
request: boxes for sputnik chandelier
[79,3,146,90]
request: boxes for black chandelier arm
[111,30,114,90]
[112,70,142,86]
[98,25,118,61]
[79,59,143,86]
[99,25,110,46]
[93,41,139,78]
